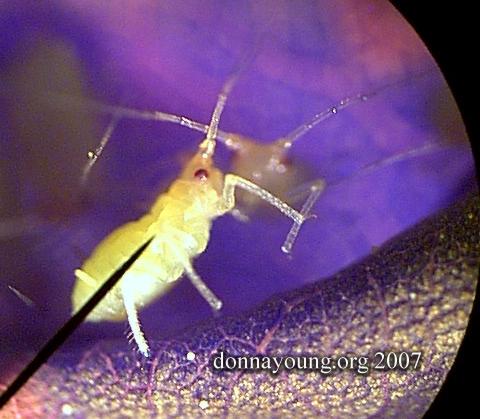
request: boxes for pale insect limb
[0,238,154,407]
[278,68,436,150]
[121,281,150,358]
[222,174,304,224]
[74,268,97,288]
[280,142,445,251]
[281,180,325,254]
[50,93,220,139]
[75,268,151,357]
[7,285,35,307]
[328,141,445,187]
[80,114,120,186]
[279,94,368,149]
[352,142,443,176]
[285,177,326,202]
[221,174,314,253]
[63,91,368,154]
[49,87,239,147]
[221,173,305,226]
[199,59,248,158]
[58,68,437,178]
[283,142,447,199]
[183,262,223,311]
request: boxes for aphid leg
[285,178,326,203]
[121,281,150,357]
[80,114,121,186]
[281,180,325,254]
[74,268,97,288]
[7,285,35,307]
[220,173,312,252]
[352,142,443,177]
[221,174,304,224]
[183,262,223,311]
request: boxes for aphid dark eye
[194,168,209,181]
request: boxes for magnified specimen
[0,0,476,417]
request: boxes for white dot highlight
[61,404,74,415]
[199,399,209,410]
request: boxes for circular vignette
[0,0,477,415]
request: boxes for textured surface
[2,195,478,417]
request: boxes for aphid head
[179,149,224,194]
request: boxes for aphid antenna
[46,91,231,145]
[67,65,438,185]
[199,40,261,158]
[279,67,438,150]
[198,70,240,159]
[63,55,252,185]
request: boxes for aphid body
[73,152,222,317]
[72,73,310,357]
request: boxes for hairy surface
[2,194,478,417]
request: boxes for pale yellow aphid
[72,70,313,357]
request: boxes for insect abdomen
[72,181,216,322]
[71,215,176,322]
